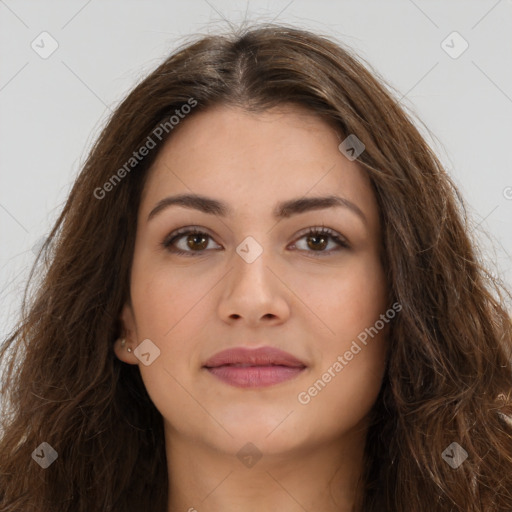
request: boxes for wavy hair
[1,23,512,512]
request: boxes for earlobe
[113,336,135,363]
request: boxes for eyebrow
[147,193,367,226]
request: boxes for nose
[217,240,291,327]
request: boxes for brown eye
[162,225,348,258]
[292,227,349,257]
[306,233,329,251]
[162,227,220,256]
[185,233,208,251]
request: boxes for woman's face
[115,103,390,457]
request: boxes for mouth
[203,346,307,388]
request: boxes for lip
[203,346,307,388]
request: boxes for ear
[113,302,138,364]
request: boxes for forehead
[139,104,378,227]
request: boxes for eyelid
[161,224,349,256]
[161,225,219,252]
[293,225,348,244]
[289,225,350,254]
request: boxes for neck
[165,423,367,512]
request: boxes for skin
[114,104,390,512]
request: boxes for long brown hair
[1,23,511,512]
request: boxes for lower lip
[205,365,305,388]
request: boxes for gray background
[1,0,512,341]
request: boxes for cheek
[130,261,209,339]
[294,253,389,416]
[130,271,210,428]
[297,340,388,442]
[296,282,389,434]
[129,263,217,387]
[295,251,388,340]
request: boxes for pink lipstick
[203,346,306,388]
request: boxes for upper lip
[203,346,306,368]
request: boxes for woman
[1,24,511,512]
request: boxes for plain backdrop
[1,0,512,342]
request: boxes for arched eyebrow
[147,193,367,226]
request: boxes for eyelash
[161,225,349,258]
